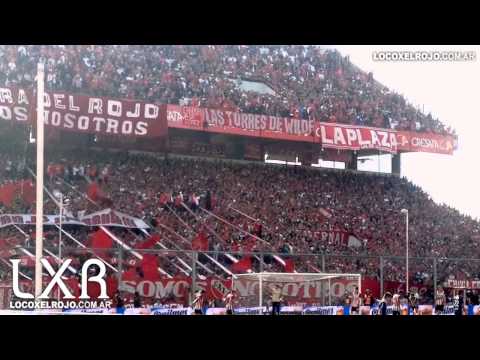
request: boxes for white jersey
[436,290,446,305]
[392,294,401,311]
[351,292,360,307]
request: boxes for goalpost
[232,272,361,311]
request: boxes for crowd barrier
[5,304,471,315]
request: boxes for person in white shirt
[350,287,361,315]
[435,287,446,314]
[392,293,401,315]
[270,285,283,315]
[223,290,235,315]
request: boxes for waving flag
[135,234,160,250]
[91,228,113,249]
[231,256,252,273]
[319,207,332,219]
[284,259,295,273]
[87,182,101,202]
[0,183,17,207]
[19,180,35,205]
[133,234,161,280]
[192,231,209,251]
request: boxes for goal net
[232,272,361,313]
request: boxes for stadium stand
[0,45,476,311]
[1,147,479,289]
[0,45,454,135]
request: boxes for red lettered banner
[396,131,457,155]
[315,123,398,153]
[0,86,455,153]
[167,105,456,155]
[167,104,319,142]
[0,87,167,138]
[446,279,480,289]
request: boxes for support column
[433,257,437,303]
[321,255,326,305]
[190,251,198,306]
[380,257,384,297]
[392,153,401,175]
[117,246,123,285]
[346,151,358,171]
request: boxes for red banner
[0,87,167,138]
[0,180,35,207]
[0,86,455,153]
[396,131,457,155]
[316,123,398,153]
[166,105,456,155]
[446,279,480,289]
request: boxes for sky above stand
[329,45,480,220]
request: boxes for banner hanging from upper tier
[0,86,455,152]
[0,87,167,138]
[79,208,150,229]
[0,209,149,229]
[166,105,457,155]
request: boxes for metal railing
[2,246,480,304]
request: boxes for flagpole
[57,192,63,301]
[35,62,45,299]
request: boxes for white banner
[302,306,345,315]
[150,307,193,315]
[0,210,149,229]
[206,307,227,315]
[123,307,154,315]
[234,306,266,315]
[0,214,85,228]
[80,209,150,229]
[63,308,113,314]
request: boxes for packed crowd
[1,146,479,287]
[0,45,454,135]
